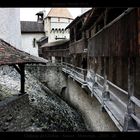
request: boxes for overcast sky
[20,8,82,21]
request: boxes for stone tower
[44,8,73,43]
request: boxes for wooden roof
[82,8,106,30]
[41,39,69,48]
[0,38,46,66]
[65,9,92,29]
[46,8,73,19]
[21,21,44,33]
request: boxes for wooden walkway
[61,62,140,131]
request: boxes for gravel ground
[0,65,87,132]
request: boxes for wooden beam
[18,64,25,95]
[127,57,136,114]
[12,64,21,74]
[123,56,136,131]
[101,57,110,111]
[104,8,108,26]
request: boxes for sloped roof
[82,8,106,30]
[0,38,46,66]
[41,39,69,48]
[65,9,92,29]
[46,8,73,19]
[21,21,44,33]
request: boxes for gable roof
[20,21,44,33]
[0,38,46,66]
[46,8,73,19]
[65,9,91,29]
[82,8,106,31]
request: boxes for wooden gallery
[41,8,140,131]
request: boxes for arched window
[59,28,61,33]
[55,28,58,33]
[62,28,64,33]
[51,28,54,33]
[58,17,60,22]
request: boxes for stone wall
[0,94,33,131]
[26,64,119,131]
[21,33,44,57]
[26,64,67,96]
[64,78,118,131]
[0,8,22,50]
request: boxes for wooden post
[128,57,135,114]
[12,64,26,95]
[123,56,136,131]
[74,27,76,42]
[104,8,108,26]
[18,64,25,95]
[102,57,110,111]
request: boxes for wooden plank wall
[88,8,138,57]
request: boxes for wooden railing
[130,96,140,128]
[58,61,140,131]
[61,62,87,84]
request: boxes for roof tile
[0,38,46,66]
[20,21,44,33]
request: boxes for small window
[58,17,60,22]
[62,29,64,33]
[58,28,61,33]
[55,29,58,33]
[33,38,36,48]
[51,28,54,33]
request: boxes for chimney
[36,11,44,23]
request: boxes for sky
[20,8,83,21]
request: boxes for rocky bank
[0,65,87,132]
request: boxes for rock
[0,66,87,132]
[30,118,35,123]
[6,116,13,122]
[31,98,35,102]
[2,126,8,131]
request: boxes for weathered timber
[69,38,86,54]
[123,57,136,131]
[18,64,25,95]
[88,8,138,57]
